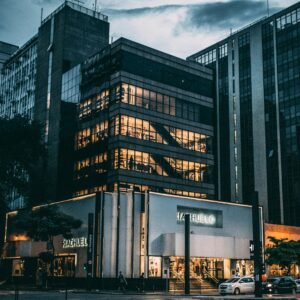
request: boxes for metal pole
[184,214,190,295]
[252,191,262,297]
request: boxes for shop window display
[148,256,162,277]
[52,255,76,277]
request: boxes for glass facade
[0,39,37,119]
[113,148,212,183]
[75,40,214,200]
[110,115,212,154]
[61,65,81,103]
[262,21,281,223]
[275,7,300,225]
[238,32,254,204]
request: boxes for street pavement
[0,290,299,300]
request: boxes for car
[262,277,281,293]
[218,276,255,295]
[294,279,300,292]
[263,276,297,294]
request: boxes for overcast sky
[0,0,298,58]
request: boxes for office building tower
[74,38,215,198]
[0,1,109,206]
[188,2,300,226]
[0,42,18,72]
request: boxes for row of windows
[74,153,108,180]
[114,148,213,183]
[238,32,250,48]
[119,83,176,116]
[74,152,107,171]
[73,183,210,200]
[195,49,216,65]
[61,65,81,104]
[194,44,227,66]
[111,115,166,144]
[78,88,109,118]
[110,115,213,154]
[276,8,300,30]
[73,185,107,197]
[78,82,213,125]
[75,120,108,149]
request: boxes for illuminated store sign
[177,206,223,228]
[62,237,88,249]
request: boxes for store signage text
[62,237,88,249]
[177,205,223,228]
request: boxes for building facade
[0,37,37,120]
[3,192,260,287]
[188,2,300,226]
[0,42,18,72]
[74,38,215,198]
[0,1,110,207]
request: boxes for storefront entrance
[169,256,224,280]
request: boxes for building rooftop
[41,0,108,25]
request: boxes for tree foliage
[0,115,45,209]
[265,236,300,273]
[14,205,82,248]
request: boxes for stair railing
[203,270,219,286]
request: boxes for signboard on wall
[177,205,223,228]
[87,213,94,278]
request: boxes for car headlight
[266,283,272,288]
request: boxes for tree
[0,115,45,209]
[14,205,82,277]
[15,205,82,253]
[265,236,300,274]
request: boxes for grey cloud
[103,1,281,31]
[103,4,184,17]
[184,0,279,30]
[31,0,61,4]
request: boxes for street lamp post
[184,214,190,295]
[252,191,262,297]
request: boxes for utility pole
[184,214,190,295]
[252,191,262,297]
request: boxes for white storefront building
[4,192,262,283]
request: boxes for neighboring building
[34,1,109,202]
[188,2,300,226]
[0,1,110,206]
[0,42,18,71]
[74,38,215,198]
[0,37,37,119]
[3,192,260,286]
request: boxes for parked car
[219,276,255,295]
[263,276,296,294]
[262,277,281,293]
[294,279,300,292]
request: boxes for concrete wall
[148,192,253,259]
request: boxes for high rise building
[0,1,110,206]
[188,2,300,226]
[0,42,18,72]
[0,38,37,119]
[73,38,215,198]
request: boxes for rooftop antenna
[267,0,270,16]
[40,8,43,24]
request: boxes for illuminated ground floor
[2,191,258,288]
